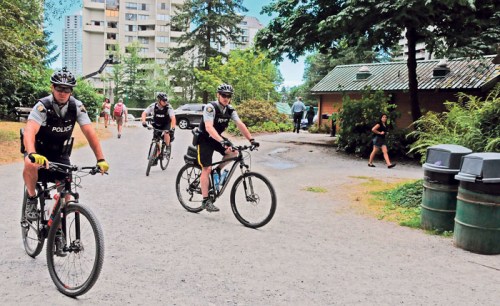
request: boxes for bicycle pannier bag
[192,127,200,146]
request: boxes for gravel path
[1,126,499,305]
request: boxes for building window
[158,3,167,10]
[107,33,117,40]
[106,10,118,17]
[126,2,137,10]
[157,25,168,32]
[139,3,148,11]
[170,37,179,43]
[125,35,135,42]
[138,37,149,44]
[108,22,118,28]
[127,25,137,32]
[157,14,170,21]
[155,36,169,43]
[138,14,149,20]
[126,13,137,21]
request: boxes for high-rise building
[82,0,184,91]
[214,16,264,54]
[395,29,434,61]
[82,0,264,94]
[62,13,83,76]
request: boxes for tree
[256,0,500,122]
[194,49,282,103]
[0,0,47,115]
[110,43,171,108]
[170,0,248,103]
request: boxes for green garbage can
[454,153,500,255]
[421,144,472,231]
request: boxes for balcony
[84,24,105,33]
[137,30,155,37]
[83,0,105,10]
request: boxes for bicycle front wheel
[176,163,204,212]
[21,185,45,258]
[46,203,104,297]
[230,172,277,228]
[160,142,170,170]
[146,142,157,176]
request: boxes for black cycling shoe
[25,196,38,221]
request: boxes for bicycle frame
[209,147,251,201]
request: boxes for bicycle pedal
[20,220,29,228]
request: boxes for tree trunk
[405,27,422,122]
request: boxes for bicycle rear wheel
[146,142,157,176]
[21,185,45,258]
[160,142,171,170]
[230,172,277,228]
[46,203,104,297]
[176,163,204,212]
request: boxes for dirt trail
[1,127,498,305]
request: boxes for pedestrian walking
[113,98,128,138]
[306,106,315,127]
[368,113,396,168]
[291,97,306,133]
[101,97,111,128]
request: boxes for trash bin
[454,153,500,255]
[421,144,472,231]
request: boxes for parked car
[175,103,205,129]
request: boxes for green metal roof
[311,56,499,93]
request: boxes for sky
[47,0,305,88]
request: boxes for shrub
[409,84,500,162]
[336,89,406,157]
[226,99,293,135]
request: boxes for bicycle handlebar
[29,159,107,175]
[143,124,173,133]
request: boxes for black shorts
[197,137,226,167]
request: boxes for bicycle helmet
[217,84,234,94]
[157,92,168,101]
[50,67,77,87]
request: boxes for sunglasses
[54,86,73,93]
[220,93,232,99]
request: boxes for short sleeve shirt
[202,101,240,123]
[143,102,175,117]
[28,96,92,126]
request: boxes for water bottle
[213,171,220,191]
[220,169,229,186]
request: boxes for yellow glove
[97,159,109,173]
[28,153,48,166]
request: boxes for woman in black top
[368,114,396,168]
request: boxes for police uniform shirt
[144,102,175,117]
[28,96,92,127]
[202,101,240,123]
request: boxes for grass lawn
[0,121,112,165]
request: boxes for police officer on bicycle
[23,68,109,222]
[197,84,259,212]
[141,92,176,155]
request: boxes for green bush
[336,89,406,157]
[409,84,500,162]
[226,99,293,135]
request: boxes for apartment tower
[62,13,83,76]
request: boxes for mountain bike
[175,143,277,228]
[144,124,173,176]
[20,161,105,297]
